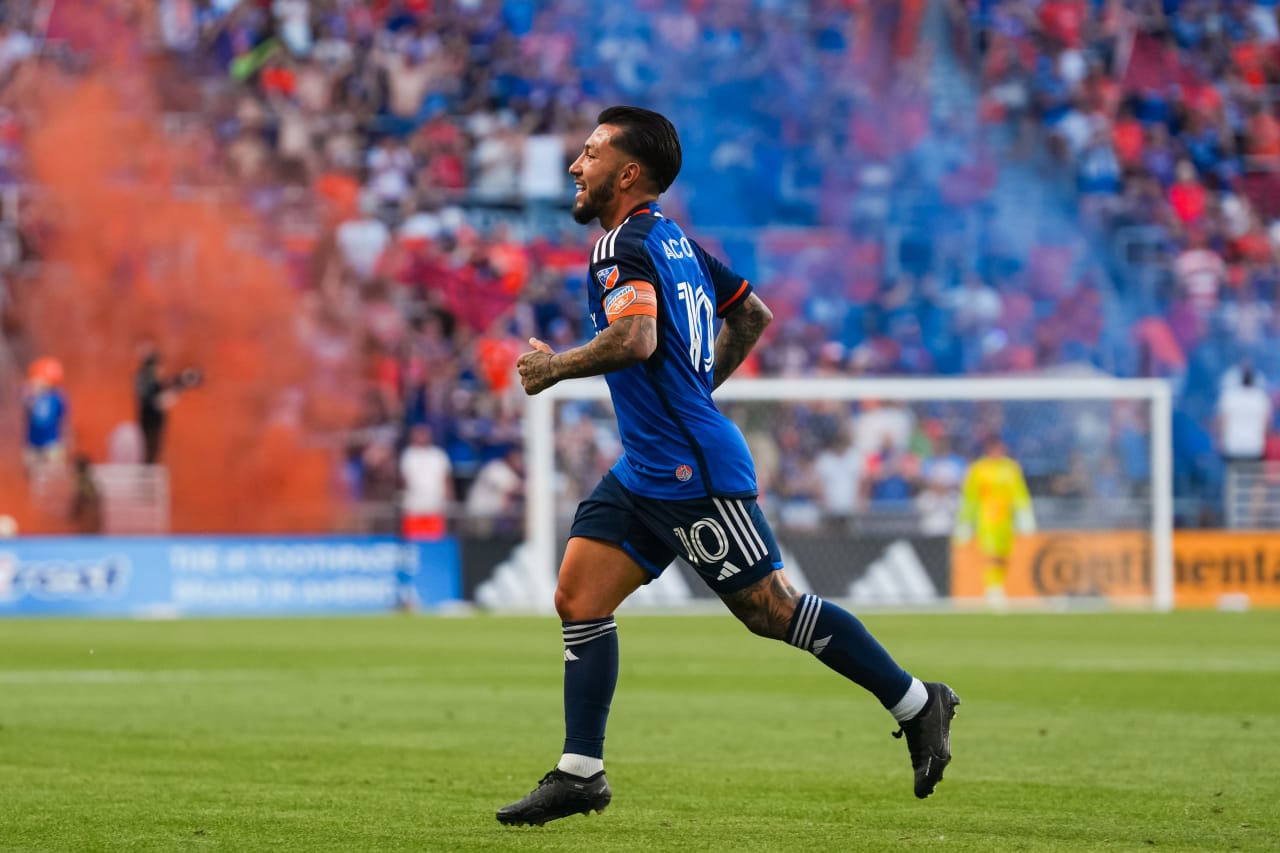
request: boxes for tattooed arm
[713,293,772,390]
[517,313,657,395]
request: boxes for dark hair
[597,105,682,193]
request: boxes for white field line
[0,666,423,684]
[977,657,1280,674]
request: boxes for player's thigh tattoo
[718,572,800,639]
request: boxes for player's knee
[554,584,608,622]
[721,573,798,641]
[730,600,792,641]
[553,586,580,621]
[737,611,781,639]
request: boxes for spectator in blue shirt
[23,356,68,470]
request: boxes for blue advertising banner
[0,536,462,617]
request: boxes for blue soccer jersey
[586,202,757,500]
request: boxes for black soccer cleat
[893,681,960,799]
[496,768,612,826]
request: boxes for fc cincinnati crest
[595,265,619,290]
[675,464,693,482]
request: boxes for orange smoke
[7,35,346,532]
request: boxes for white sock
[557,753,604,778]
[889,677,929,722]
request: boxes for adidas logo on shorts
[716,561,742,582]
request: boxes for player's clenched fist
[517,337,557,395]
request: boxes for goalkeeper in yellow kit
[954,435,1036,605]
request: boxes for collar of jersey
[625,200,661,219]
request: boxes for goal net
[523,376,1173,611]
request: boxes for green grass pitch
[0,611,1276,852]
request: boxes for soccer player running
[497,106,959,827]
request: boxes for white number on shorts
[672,517,730,565]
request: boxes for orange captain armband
[602,280,658,321]
[717,278,750,316]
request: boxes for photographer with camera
[134,342,203,465]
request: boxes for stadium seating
[2,0,1278,530]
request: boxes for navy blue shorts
[569,472,783,594]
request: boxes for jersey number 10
[676,281,715,374]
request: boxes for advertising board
[0,536,461,617]
[951,532,1280,607]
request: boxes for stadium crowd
[955,0,1280,515]
[2,0,1278,532]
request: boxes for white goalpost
[524,376,1174,611]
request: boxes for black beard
[571,175,617,224]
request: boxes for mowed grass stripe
[0,612,1275,852]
